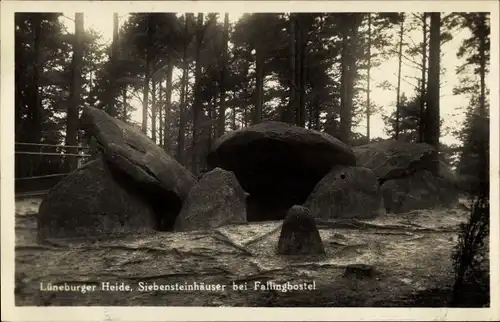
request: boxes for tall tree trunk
[142,74,150,135]
[192,13,204,175]
[478,15,487,120]
[425,12,441,175]
[232,107,237,130]
[366,13,372,141]
[164,59,173,152]
[478,13,488,190]
[419,13,428,142]
[108,12,119,118]
[254,45,264,124]
[307,103,313,129]
[286,13,296,124]
[339,14,360,145]
[218,13,229,137]
[395,14,405,140]
[121,87,128,122]
[177,14,189,165]
[30,15,42,144]
[27,15,43,176]
[339,18,349,143]
[142,16,152,135]
[294,15,304,127]
[177,70,187,165]
[159,80,163,147]
[66,13,84,171]
[314,96,321,130]
[298,20,307,128]
[208,95,216,152]
[241,62,250,128]
[151,77,157,143]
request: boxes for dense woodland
[15,12,490,189]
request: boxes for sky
[60,11,477,146]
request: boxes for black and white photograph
[1,0,499,320]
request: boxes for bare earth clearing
[15,197,471,307]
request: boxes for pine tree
[424,12,441,175]
[65,13,84,171]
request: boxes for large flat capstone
[206,121,356,221]
[81,107,197,229]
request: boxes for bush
[450,195,489,307]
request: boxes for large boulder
[81,107,197,229]
[353,140,435,182]
[380,170,444,213]
[206,122,356,221]
[37,158,158,241]
[174,168,247,232]
[304,165,385,220]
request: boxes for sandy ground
[14,198,476,306]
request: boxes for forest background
[14,9,490,188]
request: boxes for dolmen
[206,121,358,221]
[37,110,459,242]
[37,107,197,241]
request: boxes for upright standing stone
[174,168,247,232]
[277,206,325,256]
[305,165,385,220]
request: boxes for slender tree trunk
[294,15,303,126]
[208,96,216,151]
[254,45,264,124]
[232,107,237,130]
[241,62,250,128]
[121,87,128,122]
[298,21,307,128]
[218,13,229,137]
[109,12,119,117]
[478,13,488,190]
[425,12,441,175]
[314,97,321,130]
[177,14,189,165]
[307,104,313,129]
[339,31,348,141]
[28,15,43,176]
[177,71,187,164]
[159,80,163,147]
[419,13,428,142]
[478,15,487,120]
[339,14,360,145]
[395,14,405,140]
[30,15,42,145]
[366,13,372,141]
[286,13,296,124]
[142,16,153,135]
[192,13,204,174]
[164,59,173,152]
[142,74,150,135]
[66,13,84,171]
[151,77,157,143]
